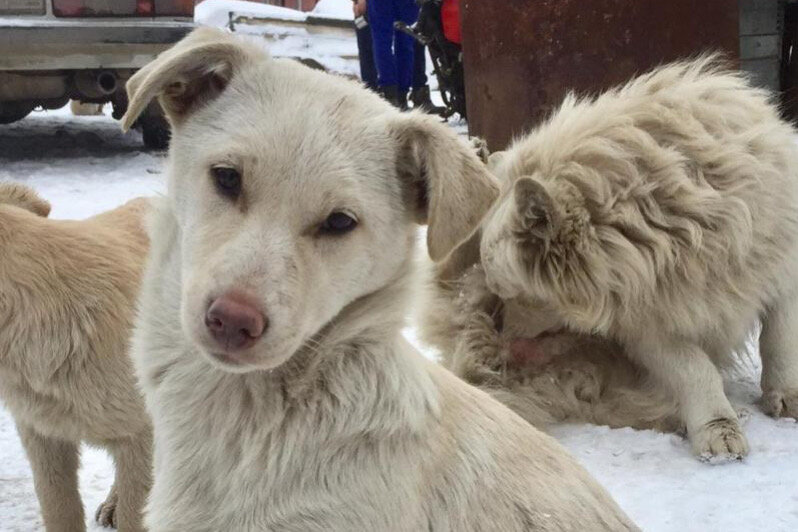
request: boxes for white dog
[463,56,798,461]
[120,28,637,531]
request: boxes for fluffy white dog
[439,57,798,461]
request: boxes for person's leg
[409,41,440,112]
[394,0,419,95]
[406,9,442,113]
[367,0,399,89]
[412,41,428,89]
[355,21,378,90]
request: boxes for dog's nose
[204,294,267,351]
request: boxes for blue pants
[367,0,420,91]
[356,23,378,90]
[358,21,428,91]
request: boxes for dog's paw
[761,389,798,420]
[469,137,490,164]
[692,417,749,463]
[563,367,601,403]
[95,486,118,528]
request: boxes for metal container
[461,0,743,150]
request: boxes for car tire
[141,118,171,150]
[0,103,35,125]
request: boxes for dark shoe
[398,90,409,111]
[378,85,408,110]
[409,86,446,115]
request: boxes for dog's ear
[513,176,560,239]
[121,27,262,131]
[389,113,500,262]
[435,226,482,281]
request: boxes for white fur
[122,28,637,531]
[466,56,798,460]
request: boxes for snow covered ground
[195,0,361,77]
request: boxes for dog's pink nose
[204,294,267,351]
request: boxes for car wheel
[141,118,171,150]
[0,103,35,125]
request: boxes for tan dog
[121,28,637,531]
[428,56,798,462]
[0,182,152,531]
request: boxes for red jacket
[441,0,462,44]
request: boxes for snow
[195,0,308,28]
[551,366,798,531]
[312,0,353,19]
[0,106,163,219]
[195,0,360,77]
[195,0,352,26]
[1,79,797,532]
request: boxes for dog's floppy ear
[435,226,482,281]
[121,27,262,131]
[389,113,500,262]
[513,176,560,239]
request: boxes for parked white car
[0,0,194,148]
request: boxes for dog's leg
[450,267,506,384]
[760,292,798,419]
[17,424,85,532]
[629,341,748,461]
[451,304,504,384]
[105,431,151,532]
[468,137,491,165]
[95,482,118,528]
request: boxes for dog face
[171,108,414,373]
[479,172,610,330]
[123,28,499,372]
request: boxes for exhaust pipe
[97,71,117,94]
[74,71,118,100]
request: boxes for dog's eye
[211,167,241,199]
[321,211,358,235]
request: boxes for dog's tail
[0,182,51,217]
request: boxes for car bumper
[0,18,194,70]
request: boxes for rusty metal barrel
[461,0,744,150]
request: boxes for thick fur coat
[0,183,152,531]
[424,57,798,461]
[121,28,637,531]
